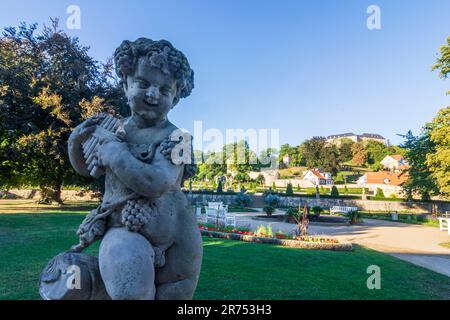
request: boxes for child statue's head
[114,38,194,124]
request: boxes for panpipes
[82,114,121,178]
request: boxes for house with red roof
[357,171,409,197]
[302,169,333,186]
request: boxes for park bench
[205,203,235,227]
[330,206,358,216]
[438,216,449,235]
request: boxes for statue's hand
[93,127,126,168]
[69,115,103,144]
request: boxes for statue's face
[125,58,178,123]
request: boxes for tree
[277,144,302,168]
[301,137,340,175]
[0,20,127,203]
[301,137,326,168]
[351,143,367,166]
[216,179,223,193]
[338,138,355,163]
[286,183,293,195]
[375,188,385,198]
[330,186,339,197]
[364,140,396,166]
[426,37,450,197]
[426,107,450,197]
[432,36,450,92]
[401,130,438,201]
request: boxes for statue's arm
[68,136,91,178]
[106,143,183,197]
[68,117,102,178]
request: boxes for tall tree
[432,36,450,93]
[401,130,438,201]
[338,138,355,163]
[426,107,450,197]
[351,142,367,166]
[0,20,127,203]
[301,137,340,175]
[424,36,450,198]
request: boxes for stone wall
[0,189,101,201]
[4,189,449,213]
[186,192,450,214]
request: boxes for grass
[439,242,450,249]
[0,201,450,300]
[359,211,440,228]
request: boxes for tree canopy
[0,20,127,203]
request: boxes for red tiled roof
[309,169,326,180]
[365,171,409,186]
[390,154,404,161]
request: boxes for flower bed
[198,224,352,251]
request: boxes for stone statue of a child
[41,38,203,300]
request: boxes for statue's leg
[155,233,203,300]
[99,227,156,300]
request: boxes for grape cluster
[159,136,183,162]
[159,135,197,184]
[121,199,152,232]
[114,38,194,99]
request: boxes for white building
[302,169,333,186]
[380,155,409,171]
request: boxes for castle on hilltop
[326,133,386,145]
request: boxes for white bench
[330,206,358,215]
[208,202,223,209]
[206,206,235,227]
[438,218,449,234]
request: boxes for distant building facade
[327,133,386,145]
[282,154,291,166]
[380,155,410,171]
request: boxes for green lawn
[440,242,450,249]
[0,201,449,300]
[359,212,440,228]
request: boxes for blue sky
[0,0,449,150]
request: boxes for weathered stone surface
[39,252,110,300]
[40,38,202,300]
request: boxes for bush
[234,191,252,207]
[263,206,275,216]
[217,180,223,193]
[285,207,300,221]
[330,186,339,197]
[346,210,361,225]
[375,188,385,198]
[265,194,280,207]
[416,215,427,222]
[286,207,300,217]
[311,206,323,215]
[286,183,294,195]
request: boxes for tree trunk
[39,181,64,205]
